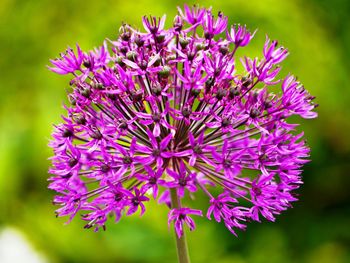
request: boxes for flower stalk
[170,188,191,263]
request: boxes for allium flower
[48,4,317,240]
[168,208,203,238]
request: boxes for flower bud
[173,15,183,32]
[191,89,200,97]
[249,108,260,118]
[158,66,171,78]
[90,127,102,140]
[179,37,189,49]
[83,60,91,68]
[126,51,137,61]
[62,128,73,138]
[155,34,165,43]
[135,35,145,47]
[229,86,240,99]
[216,88,227,100]
[81,88,91,98]
[119,46,128,54]
[72,114,86,125]
[219,45,229,55]
[152,85,162,96]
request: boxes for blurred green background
[0,0,349,262]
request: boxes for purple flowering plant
[48,4,317,262]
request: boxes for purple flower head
[142,15,166,34]
[168,208,203,238]
[48,5,317,236]
[227,24,256,47]
[263,36,289,64]
[165,160,197,197]
[135,166,166,199]
[126,187,150,216]
[48,44,84,75]
[177,4,207,26]
[202,10,228,39]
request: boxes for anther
[173,15,183,32]
[135,36,145,47]
[206,77,214,89]
[119,120,128,129]
[181,107,192,118]
[152,149,161,156]
[229,86,240,99]
[81,88,91,98]
[179,178,187,186]
[73,114,86,125]
[155,34,165,43]
[152,113,161,122]
[83,60,91,68]
[68,158,78,167]
[152,85,162,96]
[62,128,73,138]
[123,156,132,164]
[224,159,232,167]
[126,51,137,61]
[193,145,203,154]
[131,91,143,102]
[101,164,110,173]
[219,46,229,55]
[249,108,260,118]
[90,127,102,140]
[158,66,171,78]
[191,89,200,97]
[216,88,227,100]
[121,31,131,41]
[139,60,148,70]
[221,118,231,127]
[242,77,252,88]
[119,46,128,54]
[179,37,189,49]
[149,177,157,184]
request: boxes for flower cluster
[48,4,317,237]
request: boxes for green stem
[170,188,191,263]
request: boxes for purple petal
[160,133,173,150]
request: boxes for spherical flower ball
[48,4,317,236]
